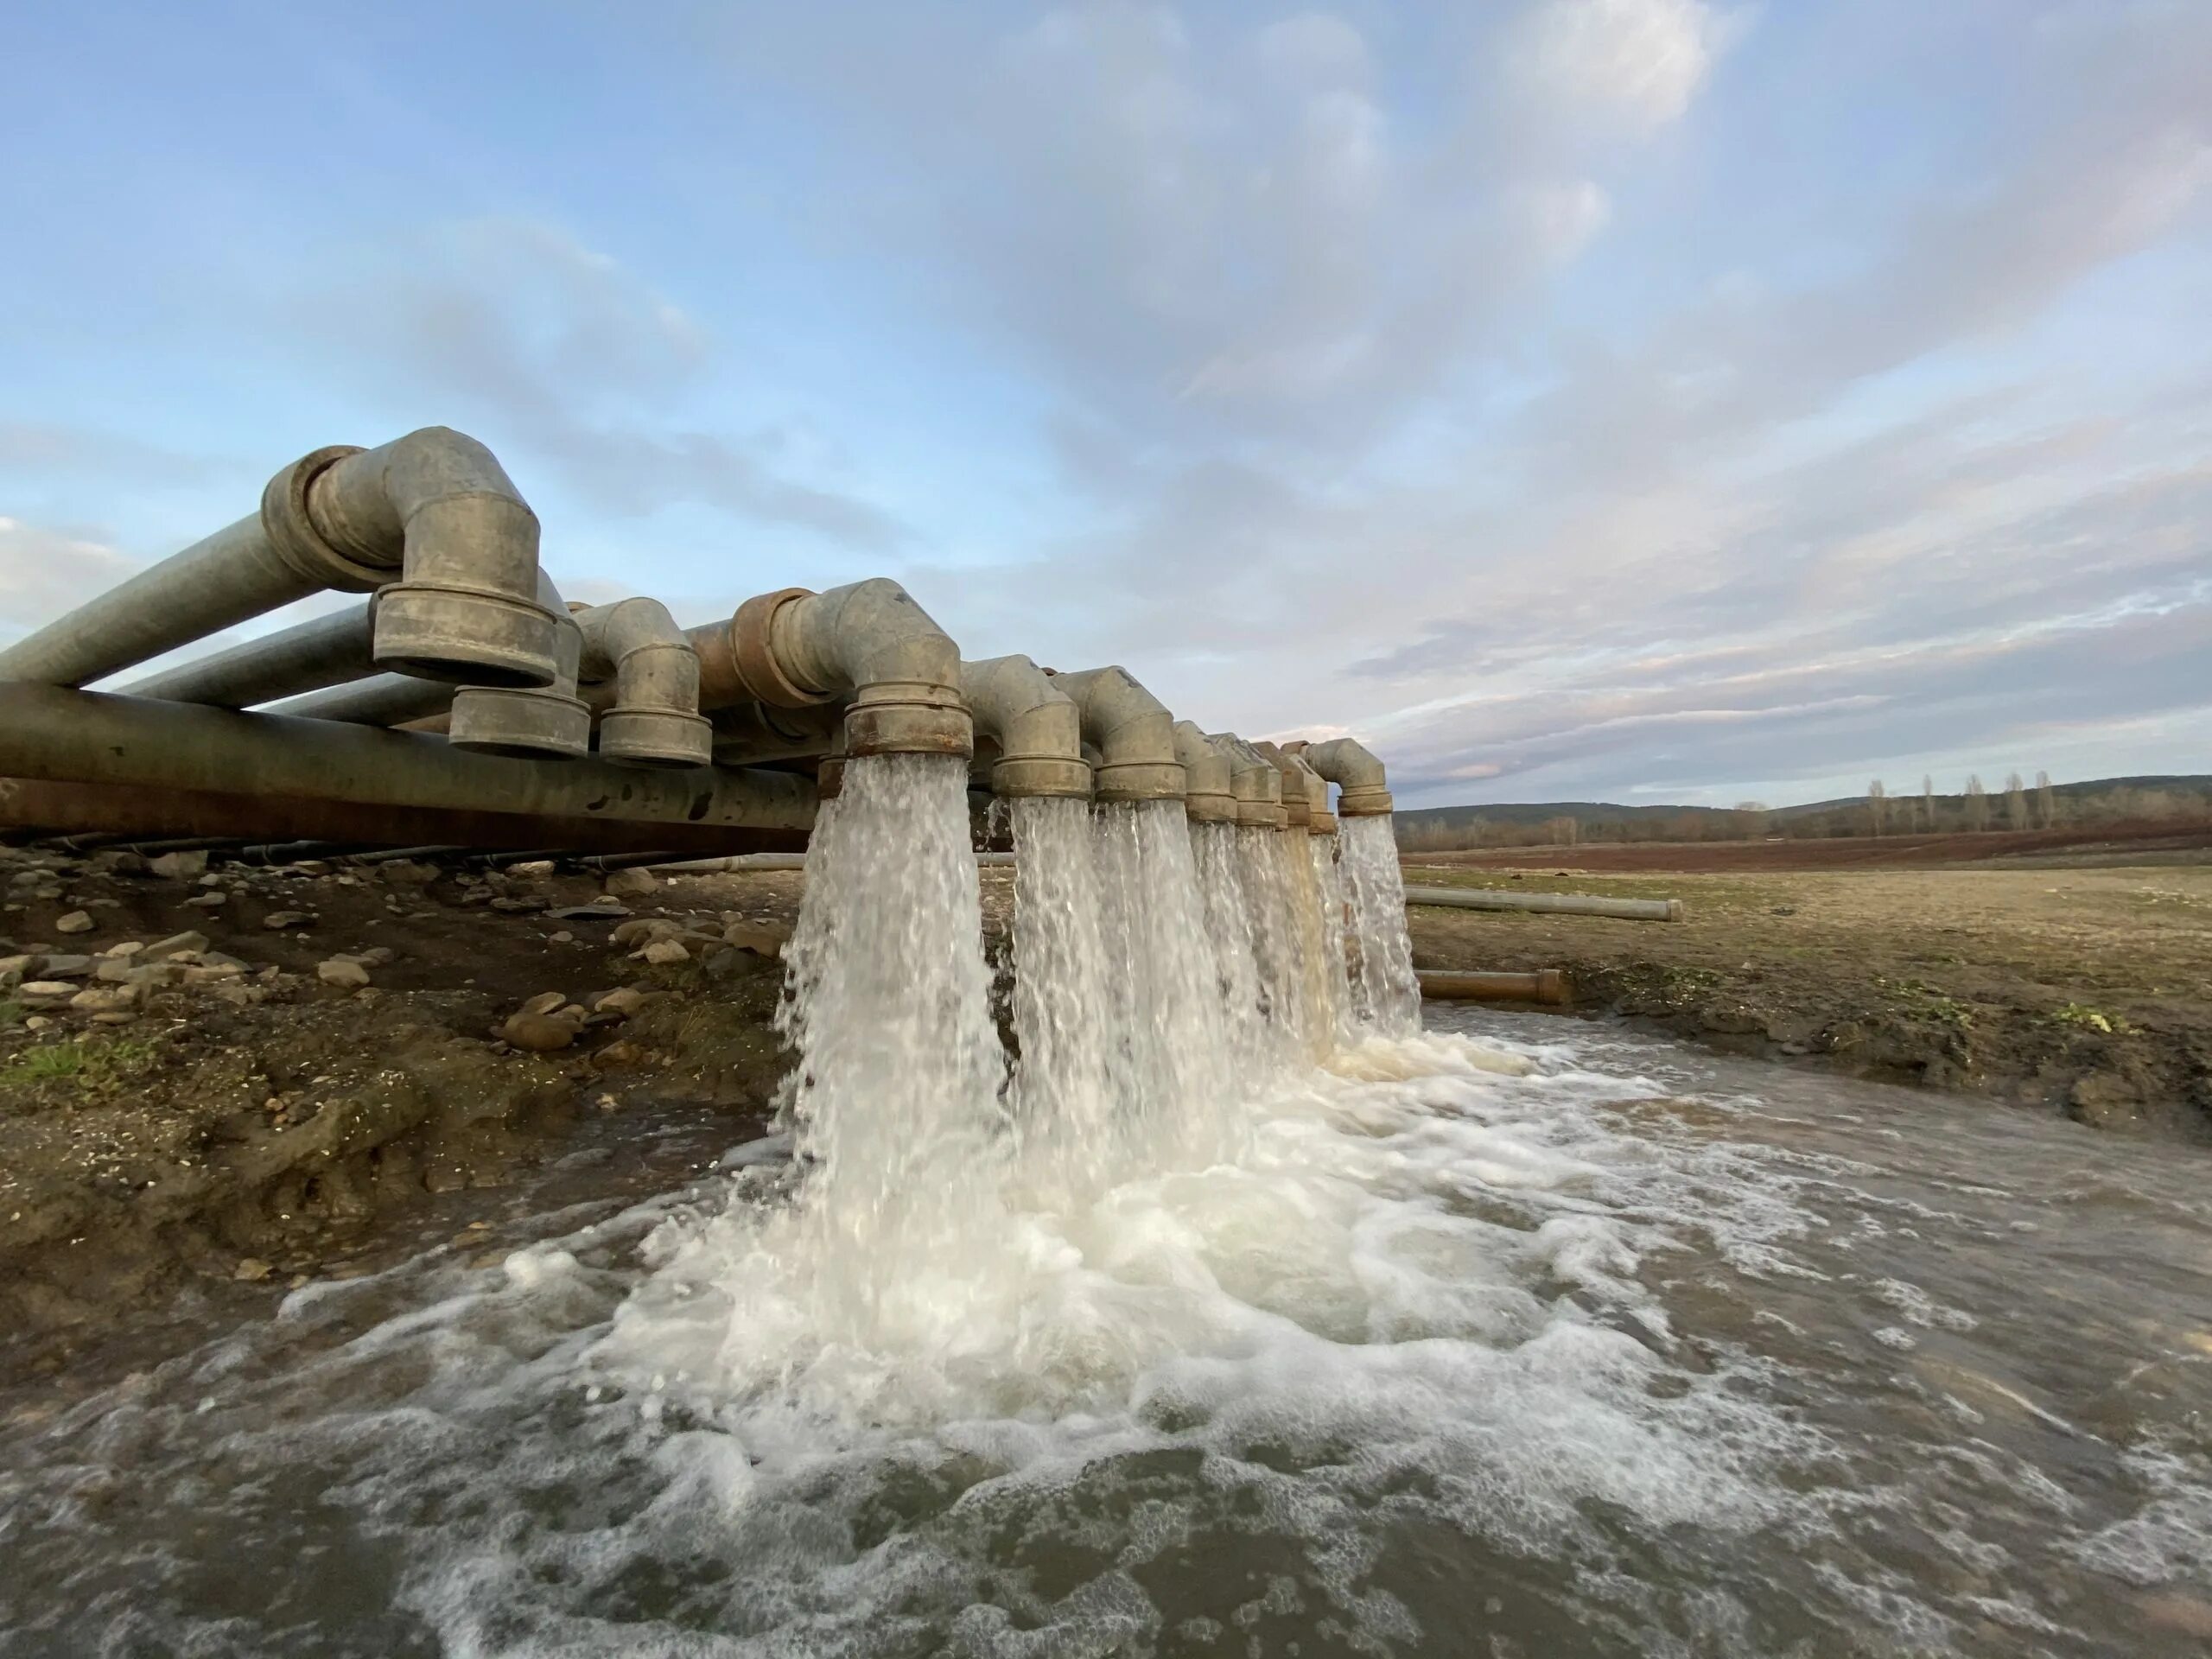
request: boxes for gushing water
[1236,822,1311,1065]
[1190,819,1270,1070]
[1309,834,1357,1043]
[1339,811,1421,1035]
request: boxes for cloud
[1510,0,1737,130]
[0,518,139,632]
[0,423,225,488]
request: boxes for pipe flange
[844,679,972,760]
[990,755,1093,799]
[817,756,846,799]
[1281,793,1311,828]
[729,588,838,709]
[448,685,593,759]
[372,582,560,688]
[1184,790,1238,824]
[598,706,715,769]
[1094,760,1185,804]
[1335,785,1395,816]
[1308,810,1339,835]
[1235,803,1275,829]
[261,445,392,592]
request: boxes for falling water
[1274,829,1339,1058]
[1309,834,1357,1043]
[1338,811,1421,1034]
[1190,819,1270,1071]
[1236,823,1310,1063]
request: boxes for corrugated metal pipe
[687,578,970,760]
[0,427,558,690]
[1046,666,1185,803]
[1173,721,1236,823]
[959,656,1090,799]
[1295,736,1394,817]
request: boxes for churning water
[3,785,2209,1656]
[1338,815,1420,1037]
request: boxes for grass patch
[0,1038,157,1093]
[2051,1003,2133,1036]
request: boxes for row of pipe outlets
[0,425,1401,853]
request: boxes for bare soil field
[1409,818,2212,873]
[1407,861,2212,1142]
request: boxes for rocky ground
[1405,861,2212,1142]
[0,845,798,1386]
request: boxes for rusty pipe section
[959,656,1090,799]
[690,578,969,760]
[1210,734,1284,829]
[1296,736,1394,816]
[574,597,713,768]
[0,427,557,692]
[1173,721,1236,823]
[1046,666,1185,803]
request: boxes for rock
[22,1015,49,1030]
[499,1010,582,1052]
[124,962,185,990]
[610,918,685,947]
[148,851,208,880]
[592,987,649,1018]
[721,925,786,957]
[488,896,546,912]
[0,954,32,985]
[35,955,93,980]
[335,946,396,967]
[603,868,659,899]
[548,931,575,944]
[93,958,135,983]
[68,984,141,1012]
[291,861,330,876]
[183,962,245,984]
[518,990,569,1016]
[17,981,76,1001]
[549,903,629,922]
[590,1040,643,1067]
[183,893,227,909]
[508,860,556,879]
[99,940,146,958]
[316,957,371,989]
[8,871,42,887]
[263,911,313,931]
[637,939,690,965]
[232,1258,273,1283]
[85,849,148,876]
[378,860,439,887]
[90,1011,137,1026]
[54,911,93,935]
[143,931,210,962]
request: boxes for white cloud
[1510,0,1733,129]
[0,518,139,632]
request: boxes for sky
[2,0,2207,810]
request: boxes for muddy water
[3,1013,2209,1656]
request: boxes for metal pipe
[709,701,845,766]
[574,597,713,767]
[1048,666,1185,803]
[959,656,1090,799]
[691,578,969,759]
[1294,737,1394,817]
[0,428,558,690]
[1210,734,1285,829]
[1403,886,1685,922]
[119,604,375,707]
[447,574,591,758]
[1418,969,1571,1005]
[1173,721,1236,824]
[1252,741,1312,830]
[265,672,454,727]
[0,684,817,840]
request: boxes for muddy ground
[1405,861,2212,1142]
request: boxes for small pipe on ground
[1404,886,1685,922]
[1417,969,1571,1006]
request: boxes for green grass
[0,1038,157,1091]
[2051,1003,2133,1036]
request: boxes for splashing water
[1309,833,1357,1044]
[1237,823,1312,1064]
[1339,812,1421,1035]
[1190,819,1270,1072]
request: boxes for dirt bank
[0,846,798,1385]
[1406,862,2212,1142]
[1408,820,2212,873]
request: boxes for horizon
[4,2,2206,809]
[1406,767,2212,817]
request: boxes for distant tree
[1867,779,1888,836]
[2036,770,2056,829]
[1735,800,1770,839]
[1965,774,1988,830]
[1543,815,1580,848]
[2005,772,2028,830]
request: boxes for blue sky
[3,0,2206,808]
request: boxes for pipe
[0,428,558,690]
[119,604,375,707]
[1252,742,1311,830]
[641,850,1021,875]
[265,672,454,728]
[446,572,591,759]
[1294,737,1394,817]
[1418,969,1571,1006]
[690,578,969,759]
[1210,734,1284,829]
[959,656,1090,799]
[0,685,817,842]
[709,701,845,766]
[1403,886,1685,922]
[1047,667,1185,803]
[572,597,713,767]
[1173,721,1236,823]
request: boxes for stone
[264,911,313,931]
[90,1011,137,1026]
[316,957,371,989]
[8,871,41,888]
[183,893,227,909]
[85,850,147,876]
[488,896,546,912]
[232,1258,273,1283]
[499,1010,581,1052]
[54,911,93,935]
[592,987,649,1018]
[610,918,685,947]
[549,903,629,922]
[22,1015,49,1030]
[68,984,141,1013]
[17,982,75,1001]
[508,860,556,879]
[143,931,210,962]
[148,851,208,880]
[518,990,568,1016]
[548,931,575,944]
[721,925,786,957]
[603,868,659,899]
[337,946,396,967]
[99,940,146,958]
[124,962,185,990]
[291,861,330,875]
[93,958,135,983]
[183,962,245,984]
[590,1040,643,1068]
[0,954,32,984]
[35,955,93,980]
[637,939,690,965]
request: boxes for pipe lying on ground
[0,427,558,690]
[0,686,817,844]
[1294,737,1394,817]
[641,849,1020,875]
[1047,667,1185,803]
[1418,969,1571,1006]
[1173,721,1236,823]
[959,656,1090,798]
[1404,886,1686,922]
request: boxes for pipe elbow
[575,597,712,768]
[448,572,593,760]
[1173,721,1236,823]
[1049,666,1185,803]
[1300,737,1394,816]
[266,426,558,690]
[960,656,1090,799]
[718,578,969,760]
[1211,734,1286,829]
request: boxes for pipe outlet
[1173,721,1236,823]
[1048,666,1185,803]
[1298,737,1395,816]
[575,598,713,768]
[959,656,1090,798]
[268,428,560,688]
[448,577,592,759]
[1252,741,1311,830]
[697,579,970,760]
[1211,734,1286,829]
